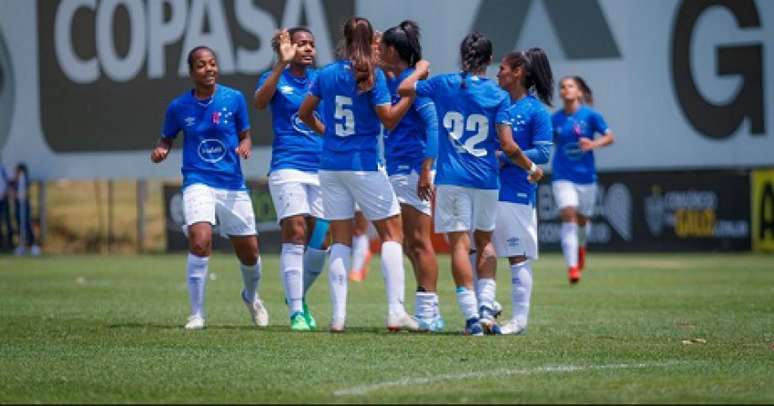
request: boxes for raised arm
[298,94,325,135]
[397,59,430,97]
[254,31,297,110]
[497,124,543,182]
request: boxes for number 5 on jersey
[335,95,355,137]
[443,111,488,157]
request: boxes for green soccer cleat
[290,312,311,331]
[302,301,317,330]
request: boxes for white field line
[333,361,689,397]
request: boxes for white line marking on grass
[333,361,689,397]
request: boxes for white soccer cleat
[500,319,527,335]
[242,291,269,327]
[387,311,420,332]
[184,314,206,330]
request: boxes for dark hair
[503,48,554,106]
[186,46,216,72]
[562,76,594,105]
[340,17,376,92]
[382,20,422,67]
[459,32,493,88]
[272,26,314,52]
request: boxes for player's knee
[479,244,497,262]
[409,237,433,260]
[189,238,211,257]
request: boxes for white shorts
[552,180,597,217]
[268,169,324,222]
[319,170,401,221]
[492,202,538,259]
[434,185,499,233]
[182,183,257,237]
[389,171,433,216]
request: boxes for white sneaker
[184,314,206,330]
[30,245,41,257]
[242,291,269,327]
[329,317,346,333]
[387,310,420,332]
[500,319,527,335]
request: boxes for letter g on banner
[0,28,13,152]
[671,0,765,140]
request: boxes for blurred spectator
[0,162,13,251]
[13,163,40,256]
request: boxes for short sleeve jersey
[383,67,435,176]
[416,73,510,190]
[309,60,391,171]
[551,105,609,184]
[499,95,552,206]
[162,85,250,190]
[256,68,323,174]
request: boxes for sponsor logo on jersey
[197,139,226,163]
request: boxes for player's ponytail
[503,48,554,106]
[459,32,493,89]
[572,76,594,106]
[382,20,422,67]
[341,17,376,92]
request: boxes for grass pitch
[1,252,773,403]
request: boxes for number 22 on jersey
[443,112,488,157]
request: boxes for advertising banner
[751,168,774,252]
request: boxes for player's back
[417,73,510,189]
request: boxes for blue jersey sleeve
[418,102,438,159]
[235,93,250,132]
[590,110,609,135]
[309,73,322,98]
[415,77,436,98]
[524,108,553,164]
[495,96,511,125]
[161,101,181,138]
[255,70,271,93]
[371,69,391,107]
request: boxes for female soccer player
[399,32,543,335]
[380,20,443,331]
[254,28,329,331]
[486,48,554,335]
[298,17,422,332]
[552,76,615,284]
[151,46,267,331]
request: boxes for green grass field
[1,252,773,403]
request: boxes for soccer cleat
[568,266,581,284]
[578,246,586,271]
[479,306,503,335]
[387,311,421,332]
[302,301,317,330]
[500,319,527,335]
[290,312,311,331]
[416,315,445,333]
[464,318,484,336]
[492,301,503,319]
[184,314,205,330]
[329,318,346,333]
[349,251,372,282]
[242,290,269,327]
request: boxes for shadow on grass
[107,322,463,336]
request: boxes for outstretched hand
[275,30,297,65]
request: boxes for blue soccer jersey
[416,73,510,190]
[551,105,609,184]
[384,68,438,176]
[162,84,250,190]
[309,60,391,171]
[256,68,323,174]
[499,95,553,206]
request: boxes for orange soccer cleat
[568,266,581,285]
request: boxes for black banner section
[163,179,282,252]
[537,170,751,252]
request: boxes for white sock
[381,241,406,315]
[186,253,209,317]
[511,261,533,327]
[455,287,479,321]
[281,244,304,315]
[414,292,435,320]
[351,234,370,273]
[240,257,262,302]
[303,247,327,295]
[578,222,591,247]
[560,222,579,268]
[477,278,496,311]
[328,243,351,322]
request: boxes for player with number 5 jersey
[399,32,543,336]
[298,17,425,333]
